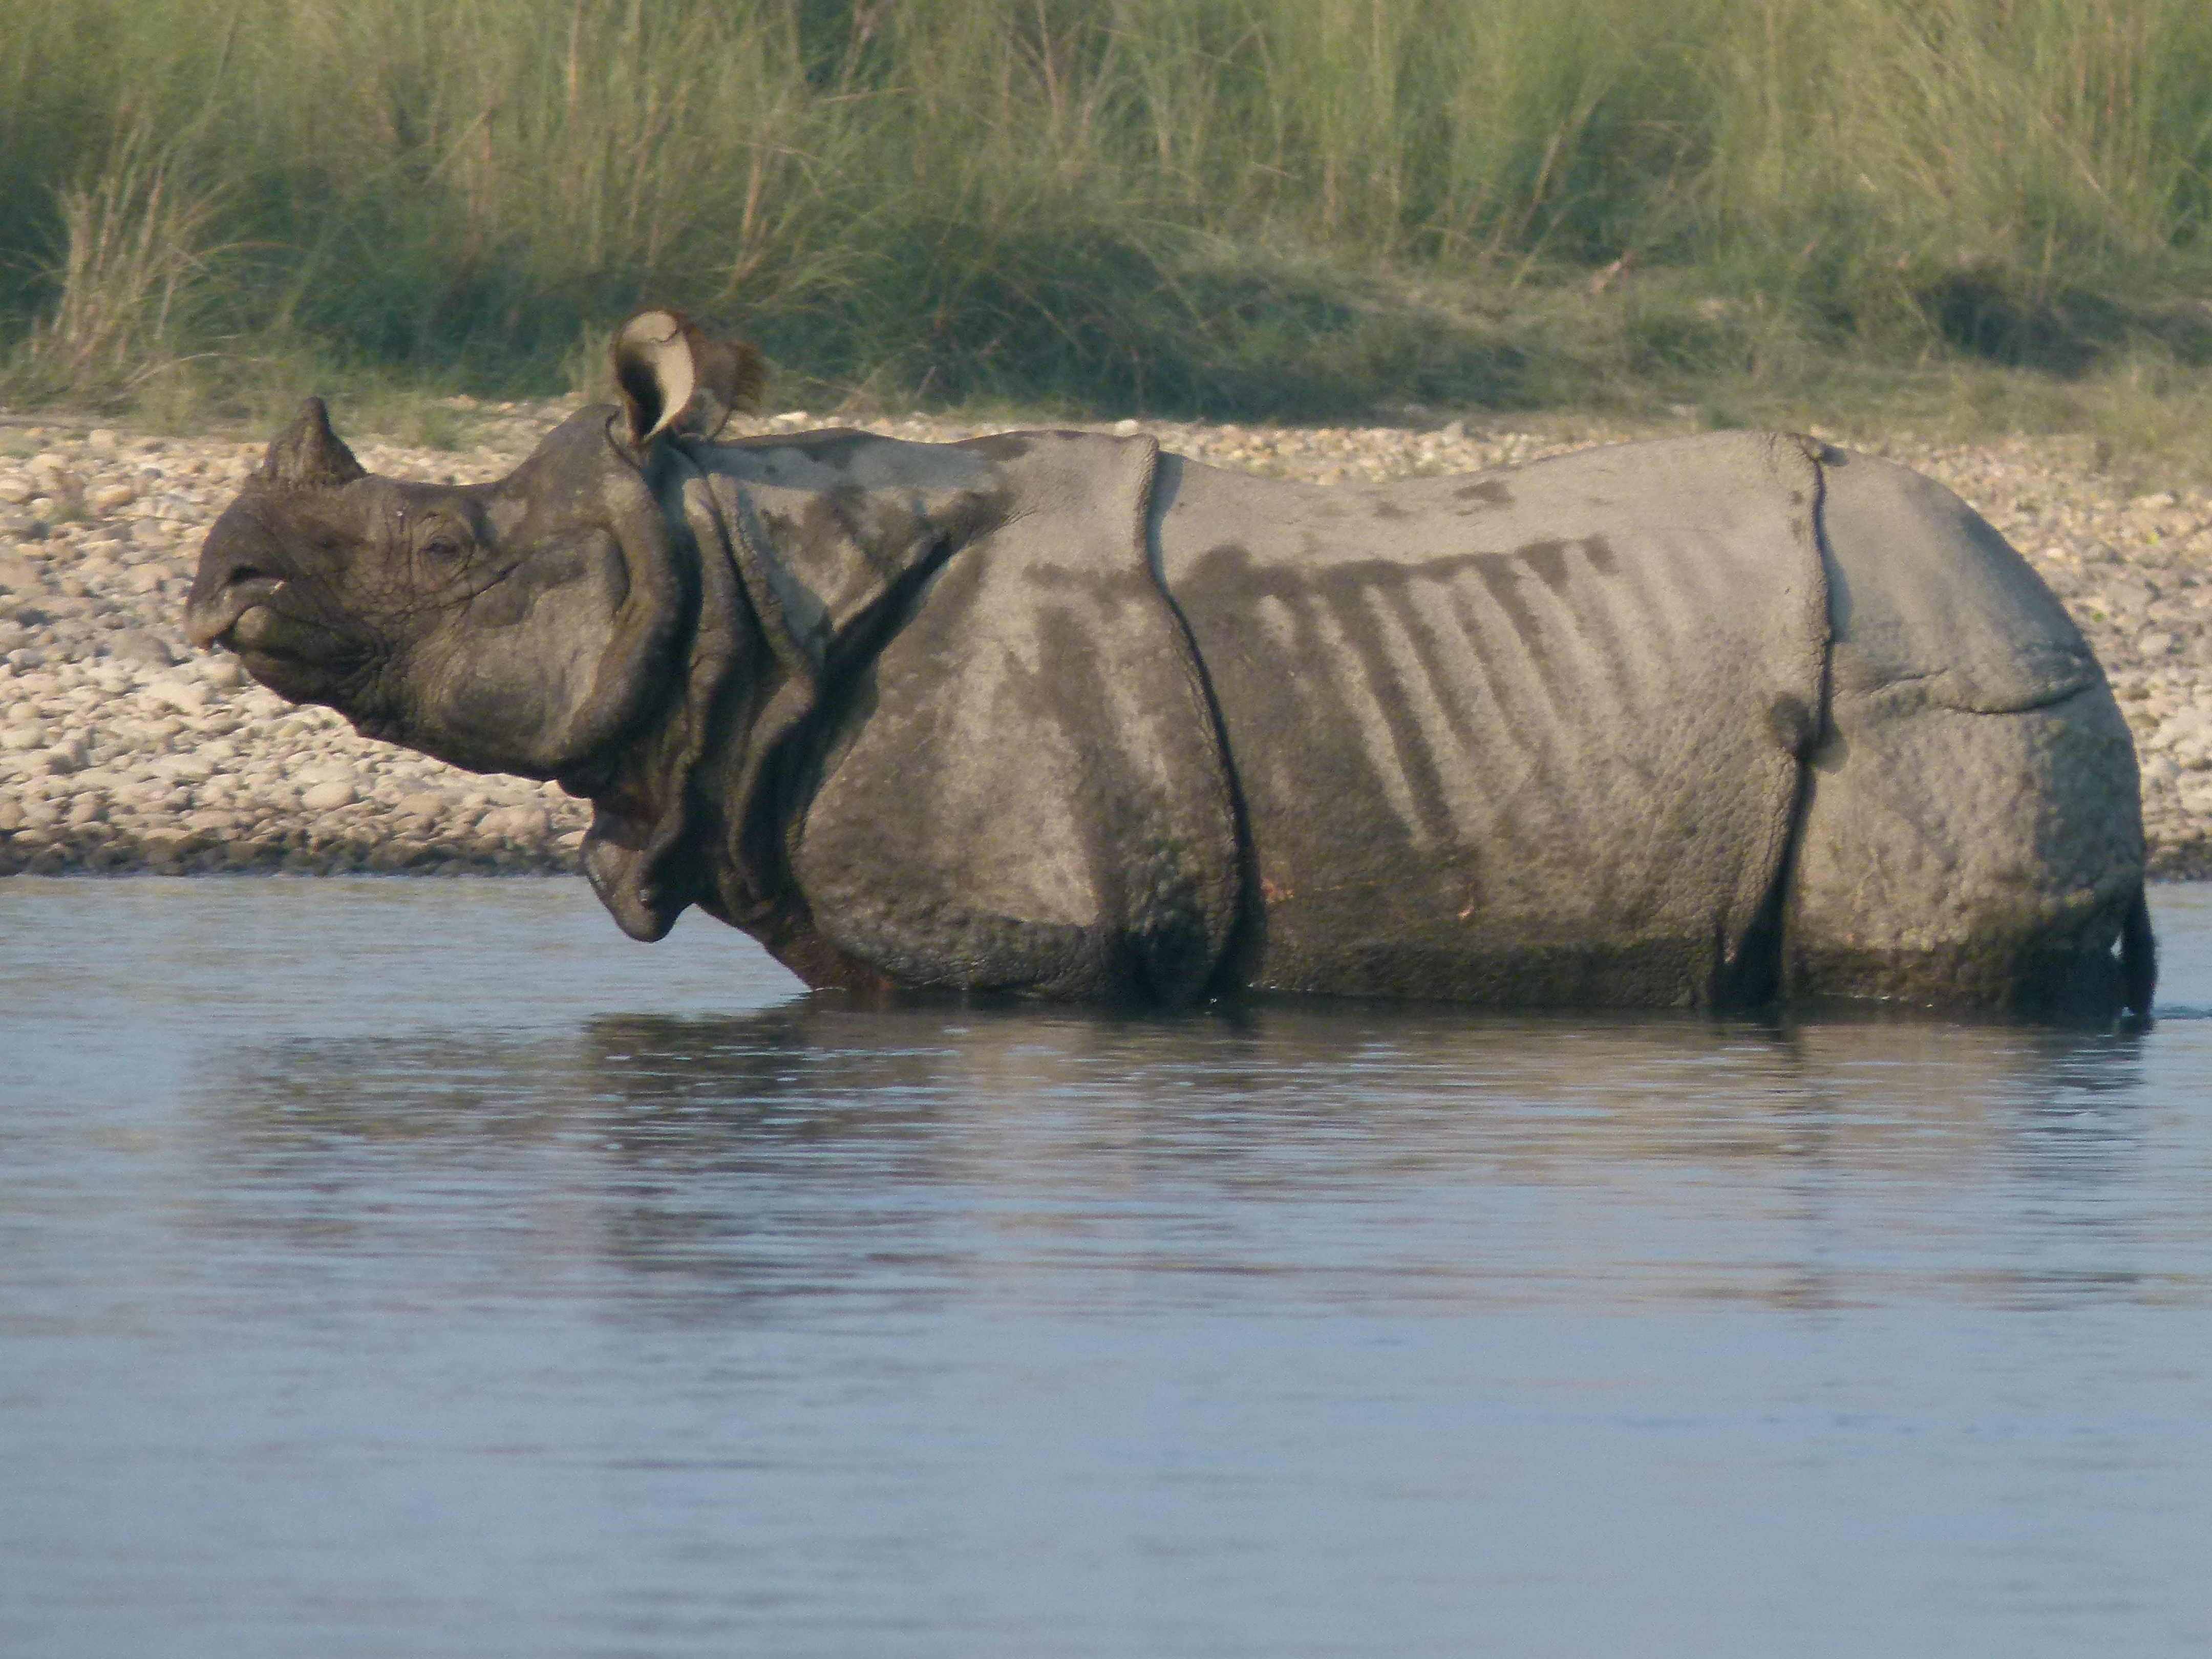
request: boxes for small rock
[300,780,357,810]
[107,630,175,667]
[479,806,550,841]
[140,828,198,861]
[144,673,209,713]
[2107,582,2156,611]
[87,483,136,515]
[395,790,452,820]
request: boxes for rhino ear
[258,397,366,491]
[611,307,765,449]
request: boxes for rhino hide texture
[186,308,2152,1014]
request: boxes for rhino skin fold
[186,312,2152,1015]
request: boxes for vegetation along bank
[4,0,2212,471]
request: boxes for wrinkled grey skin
[187,339,2153,1015]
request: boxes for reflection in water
[201,995,2163,1317]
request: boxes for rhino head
[187,311,771,938]
[187,310,763,782]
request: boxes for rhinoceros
[186,309,2153,1014]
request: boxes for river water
[3,877,2209,1658]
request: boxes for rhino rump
[1152,432,2145,1011]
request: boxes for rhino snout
[185,555,286,649]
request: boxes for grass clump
[6,124,228,406]
[3,0,2211,467]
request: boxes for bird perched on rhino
[187,308,2153,1015]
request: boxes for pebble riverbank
[3,400,2208,880]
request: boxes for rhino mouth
[187,572,360,702]
[186,571,286,650]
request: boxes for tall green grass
[5,0,2211,429]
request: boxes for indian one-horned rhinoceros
[186,309,2153,1014]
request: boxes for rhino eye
[420,530,467,565]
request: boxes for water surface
[4,878,2210,1658]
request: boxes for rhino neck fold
[540,417,696,783]
[672,444,970,973]
[572,437,950,953]
[575,442,753,942]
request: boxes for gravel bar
[3,400,2207,880]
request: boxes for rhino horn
[257,396,367,491]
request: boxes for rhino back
[1155,432,1830,1005]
